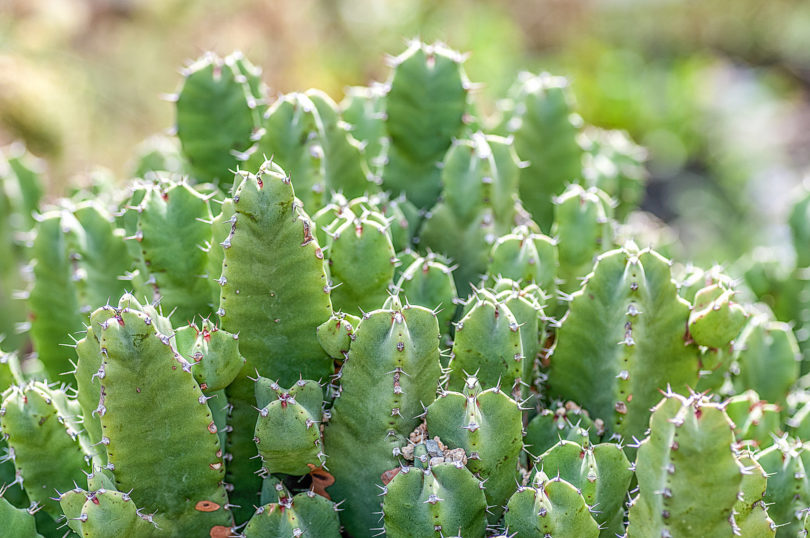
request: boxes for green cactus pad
[136,181,216,323]
[174,318,244,392]
[420,134,520,294]
[755,438,810,536]
[548,247,698,443]
[394,254,458,345]
[175,52,260,186]
[688,283,747,348]
[551,184,614,295]
[96,302,232,534]
[381,41,469,209]
[507,72,584,231]
[324,298,441,537]
[0,495,42,538]
[627,393,742,537]
[244,491,341,538]
[382,462,488,538]
[733,454,776,537]
[488,225,558,306]
[733,315,800,407]
[254,378,325,475]
[0,382,90,516]
[325,208,396,314]
[524,403,602,458]
[537,439,633,536]
[447,290,523,392]
[426,376,522,521]
[504,470,600,537]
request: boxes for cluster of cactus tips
[1,39,810,537]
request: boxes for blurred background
[1,0,809,264]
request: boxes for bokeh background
[1,0,809,264]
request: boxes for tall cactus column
[323,296,442,537]
[548,246,699,444]
[216,161,335,521]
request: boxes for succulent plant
[0,40,802,538]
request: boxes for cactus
[581,127,648,220]
[323,296,441,536]
[688,283,748,349]
[381,41,470,209]
[426,375,523,521]
[504,470,600,537]
[341,84,388,177]
[324,204,396,313]
[536,438,633,536]
[626,392,743,537]
[733,314,800,407]
[733,454,777,537]
[130,180,216,323]
[548,246,699,444]
[394,253,458,345]
[419,133,520,294]
[91,295,232,535]
[253,377,326,475]
[0,382,91,517]
[755,437,810,536]
[244,488,341,538]
[725,390,782,448]
[175,52,263,187]
[524,402,602,457]
[505,72,584,231]
[26,202,132,381]
[0,143,43,352]
[5,41,808,538]
[246,91,372,211]
[382,458,488,538]
[446,289,523,392]
[0,493,42,537]
[551,184,614,295]
[488,225,558,307]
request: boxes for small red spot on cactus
[208,422,217,434]
[136,388,141,393]
[627,394,633,402]
[161,191,169,202]
[381,467,401,485]
[209,526,231,538]
[257,177,263,188]
[91,496,100,505]
[695,408,702,419]
[196,500,221,512]
[115,315,124,326]
[200,383,208,391]
[209,462,222,470]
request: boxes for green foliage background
[1,0,809,264]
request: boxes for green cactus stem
[548,246,699,444]
[504,470,599,537]
[253,377,326,476]
[626,392,743,537]
[94,297,232,535]
[175,52,263,187]
[382,460,488,538]
[381,41,469,209]
[426,375,522,521]
[323,296,441,537]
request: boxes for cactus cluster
[0,39,808,538]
